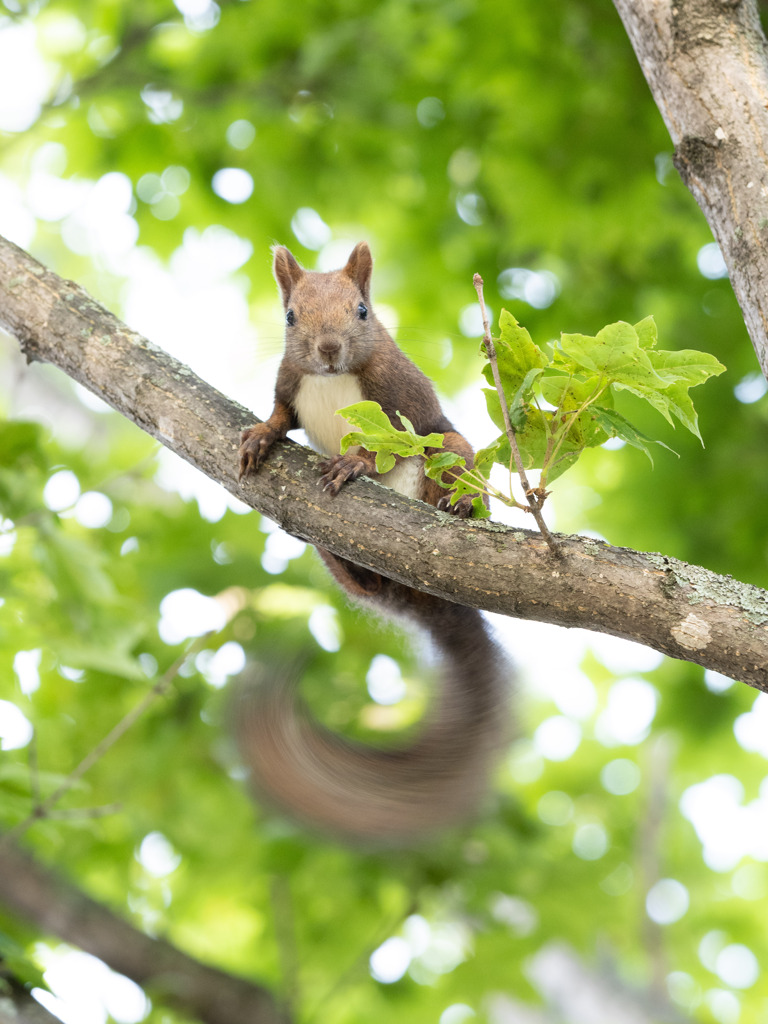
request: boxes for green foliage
[0,0,767,1022]
[0,930,47,990]
[338,311,724,517]
[338,401,445,473]
[338,402,491,517]
[485,311,724,486]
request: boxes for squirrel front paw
[239,424,277,479]
[318,452,376,495]
[437,492,476,518]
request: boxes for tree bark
[1,234,766,687]
[0,839,290,1024]
[612,0,768,378]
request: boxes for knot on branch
[673,134,722,185]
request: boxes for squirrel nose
[317,339,341,360]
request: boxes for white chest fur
[294,373,365,457]
[380,456,424,500]
[293,373,424,500]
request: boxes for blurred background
[1,1,768,1022]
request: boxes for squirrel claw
[239,455,261,481]
[239,424,276,480]
[238,447,263,480]
[320,478,341,495]
[437,493,475,519]
[318,453,369,496]
[238,450,256,481]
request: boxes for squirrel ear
[273,246,304,305]
[343,242,373,300]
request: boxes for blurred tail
[236,555,511,845]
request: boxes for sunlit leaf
[591,406,678,463]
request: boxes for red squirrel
[238,242,509,844]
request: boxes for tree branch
[1,233,767,688]
[612,0,768,379]
[0,839,289,1024]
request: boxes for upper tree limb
[612,0,768,377]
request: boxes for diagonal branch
[0,233,767,688]
[612,0,768,379]
[0,839,290,1024]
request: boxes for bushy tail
[236,560,511,845]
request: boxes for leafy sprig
[338,403,444,473]
[337,299,725,540]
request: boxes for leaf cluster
[484,310,725,483]
[338,310,725,519]
[338,402,445,473]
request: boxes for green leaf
[509,365,546,430]
[569,407,609,450]
[0,421,49,518]
[556,320,725,443]
[510,411,550,471]
[647,348,726,440]
[649,348,725,387]
[423,450,466,485]
[559,321,664,386]
[0,931,47,990]
[0,420,47,468]
[480,394,557,476]
[546,449,581,482]
[425,452,488,516]
[481,309,548,397]
[512,408,585,483]
[376,450,398,472]
[634,315,658,349]
[442,468,485,503]
[337,401,445,472]
[396,410,417,435]
[538,370,605,411]
[55,638,147,679]
[592,406,678,464]
[474,435,510,476]
[482,387,507,434]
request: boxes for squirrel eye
[286,309,296,326]
[357,303,368,321]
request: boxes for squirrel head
[272,242,381,376]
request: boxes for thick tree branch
[612,0,768,379]
[0,234,767,687]
[0,839,289,1024]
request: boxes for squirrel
[237,242,509,844]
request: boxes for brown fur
[238,243,509,844]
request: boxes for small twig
[46,803,124,820]
[473,274,561,555]
[1,635,212,849]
